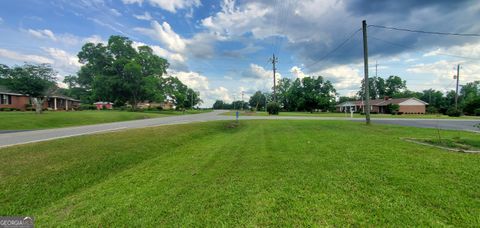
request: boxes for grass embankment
[1,120,479,226]
[222,111,480,119]
[0,110,210,130]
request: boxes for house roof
[337,97,428,107]
[0,85,25,96]
[50,95,80,102]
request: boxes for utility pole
[362,20,371,124]
[241,91,244,111]
[233,95,236,110]
[375,61,378,77]
[455,64,460,110]
[269,54,278,102]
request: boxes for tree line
[214,74,480,116]
[0,35,202,113]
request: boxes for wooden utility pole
[455,64,460,110]
[270,54,278,102]
[362,20,371,124]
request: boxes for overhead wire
[368,24,480,37]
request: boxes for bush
[156,106,163,111]
[79,104,97,110]
[446,108,462,117]
[267,102,280,115]
[426,106,438,114]
[474,108,480,116]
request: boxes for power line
[304,28,362,69]
[368,24,480,37]
[369,36,480,61]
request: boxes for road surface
[0,110,478,148]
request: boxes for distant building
[93,102,113,110]
[0,85,80,111]
[336,97,428,114]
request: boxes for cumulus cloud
[290,66,307,79]
[241,64,280,92]
[135,21,186,53]
[169,70,232,106]
[122,0,200,13]
[318,65,363,91]
[42,47,83,74]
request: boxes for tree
[385,75,406,97]
[213,100,224,109]
[358,76,386,99]
[2,64,57,113]
[76,35,170,109]
[248,91,266,111]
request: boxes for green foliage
[426,106,438,114]
[475,108,480,116]
[387,103,400,114]
[1,121,480,226]
[79,104,97,110]
[275,76,336,112]
[463,97,480,115]
[75,35,178,109]
[267,102,280,115]
[248,91,267,111]
[1,63,57,98]
[446,107,462,117]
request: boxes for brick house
[0,86,30,110]
[0,85,80,111]
[336,97,428,114]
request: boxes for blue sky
[1,0,480,106]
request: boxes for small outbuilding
[94,102,113,110]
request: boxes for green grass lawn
[1,120,479,226]
[0,110,209,130]
[222,110,480,119]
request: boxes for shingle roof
[338,97,427,107]
[0,85,24,96]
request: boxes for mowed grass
[222,110,480,119]
[0,120,479,226]
[0,110,206,130]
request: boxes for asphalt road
[0,110,478,148]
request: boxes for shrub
[446,107,462,117]
[79,104,97,110]
[426,106,438,114]
[386,104,400,114]
[267,102,280,115]
[474,108,480,116]
[156,106,163,111]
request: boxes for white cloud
[241,64,280,92]
[290,66,307,79]
[424,42,480,59]
[318,65,363,91]
[0,48,53,64]
[134,12,153,20]
[168,70,232,106]
[27,29,57,41]
[135,21,186,53]
[83,35,106,44]
[42,47,82,71]
[170,71,209,91]
[123,0,200,13]
[110,8,122,16]
[201,0,271,39]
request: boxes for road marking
[0,127,127,149]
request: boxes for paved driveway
[0,110,478,148]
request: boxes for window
[1,94,11,105]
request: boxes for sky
[0,0,480,107]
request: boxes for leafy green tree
[1,64,57,113]
[358,76,386,99]
[213,100,224,109]
[76,35,169,109]
[385,75,406,97]
[248,91,266,111]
